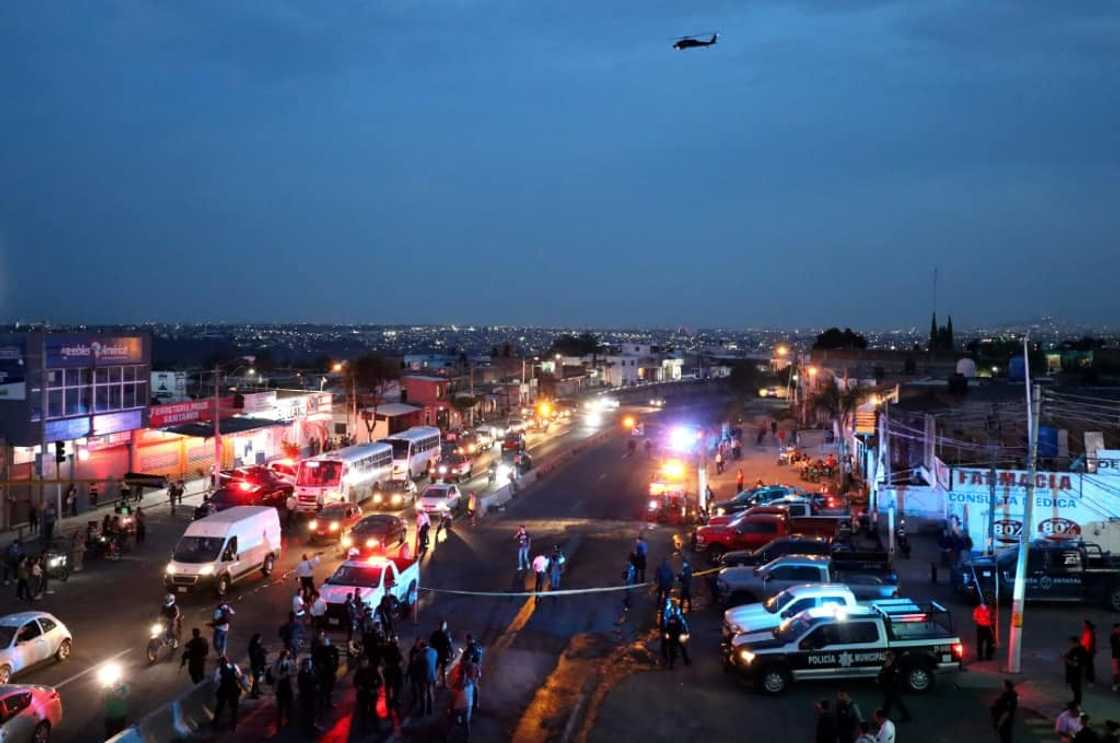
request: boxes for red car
[307,503,364,543]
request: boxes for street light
[776,345,788,357]
[332,362,344,373]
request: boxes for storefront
[0,332,151,527]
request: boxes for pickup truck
[720,537,877,569]
[711,486,801,517]
[721,585,919,663]
[953,539,1120,611]
[706,500,815,527]
[730,602,963,695]
[695,512,846,563]
[714,553,899,607]
[320,556,419,627]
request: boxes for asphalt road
[0,412,604,743]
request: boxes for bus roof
[383,426,441,442]
[301,442,392,465]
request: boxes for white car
[506,419,525,434]
[0,614,72,685]
[0,684,62,743]
[418,484,462,514]
[265,459,298,486]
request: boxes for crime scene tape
[419,566,721,598]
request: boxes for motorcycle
[146,620,180,664]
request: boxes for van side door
[223,536,243,579]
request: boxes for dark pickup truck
[719,535,869,569]
[953,539,1120,611]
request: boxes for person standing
[877,651,912,723]
[407,638,427,714]
[973,601,996,661]
[271,649,296,729]
[736,468,745,493]
[1111,624,1120,692]
[296,553,320,598]
[279,611,304,657]
[421,640,439,715]
[169,484,178,515]
[309,591,327,633]
[383,637,404,716]
[211,602,234,657]
[353,656,382,732]
[212,656,246,731]
[655,557,674,609]
[42,502,57,544]
[89,484,99,509]
[816,699,838,743]
[678,558,694,613]
[297,657,320,735]
[102,677,129,739]
[3,540,23,586]
[515,525,531,571]
[27,501,39,536]
[532,553,549,593]
[248,634,268,699]
[65,485,77,518]
[181,628,210,683]
[1083,620,1099,687]
[992,679,1018,743]
[69,530,86,573]
[621,559,638,612]
[836,690,864,743]
[1067,635,1090,706]
[634,536,647,583]
[29,557,43,599]
[548,545,565,593]
[430,619,453,688]
[135,507,146,545]
[715,449,724,475]
[664,603,690,668]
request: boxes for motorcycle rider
[160,593,182,645]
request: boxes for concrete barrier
[106,680,217,742]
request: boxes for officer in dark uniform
[877,650,912,722]
[180,627,210,684]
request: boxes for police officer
[180,627,210,684]
[678,558,694,614]
[972,601,995,661]
[655,557,675,609]
[663,600,690,669]
[877,651,912,723]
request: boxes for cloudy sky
[1,1,1117,328]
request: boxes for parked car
[0,613,72,685]
[714,553,899,607]
[0,684,62,742]
[307,503,364,543]
[341,514,408,558]
[265,459,299,486]
[473,428,496,449]
[506,419,526,434]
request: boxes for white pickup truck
[319,556,419,628]
[721,584,918,665]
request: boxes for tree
[813,328,867,351]
[812,380,865,481]
[450,394,479,428]
[345,353,401,438]
[548,332,602,358]
[727,361,762,400]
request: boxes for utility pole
[1007,335,1040,674]
[986,403,1001,651]
[213,368,222,487]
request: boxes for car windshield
[774,615,814,643]
[422,487,450,500]
[384,481,411,493]
[297,461,342,487]
[0,626,15,647]
[764,590,792,614]
[327,565,384,588]
[387,440,411,459]
[173,536,225,563]
[318,505,349,519]
[355,517,393,535]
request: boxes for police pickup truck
[714,553,899,607]
[953,539,1120,611]
[731,602,963,695]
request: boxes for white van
[164,506,281,597]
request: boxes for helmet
[163,593,176,607]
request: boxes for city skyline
[3,2,1118,327]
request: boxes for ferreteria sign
[953,469,1075,492]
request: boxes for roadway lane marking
[56,648,134,689]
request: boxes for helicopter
[672,33,718,51]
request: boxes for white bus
[294,443,394,512]
[382,426,442,479]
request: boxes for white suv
[419,484,462,514]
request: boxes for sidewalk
[0,477,211,551]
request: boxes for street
[4,392,1113,742]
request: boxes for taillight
[952,642,963,658]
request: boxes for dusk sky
[1,1,1117,329]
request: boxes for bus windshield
[387,440,411,459]
[297,461,343,487]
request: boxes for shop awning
[163,417,285,438]
[369,403,421,418]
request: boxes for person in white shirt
[292,590,306,619]
[874,709,896,743]
[854,719,876,743]
[309,591,328,631]
[296,553,320,598]
[531,554,549,593]
[1055,702,1083,739]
